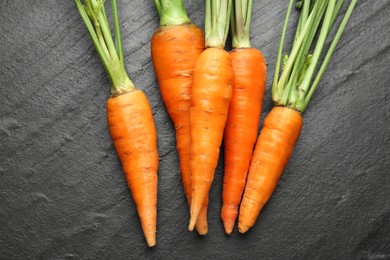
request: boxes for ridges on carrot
[107,90,159,245]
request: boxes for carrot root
[194,198,209,235]
[221,48,266,234]
[238,106,302,233]
[151,24,209,234]
[189,47,233,230]
[107,90,159,247]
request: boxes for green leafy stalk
[303,0,358,111]
[331,0,345,27]
[111,0,124,66]
[294,0,310,42]
[271,0,294,100]
[75,0,134,96]
[272,0,357,113]
[283,0,328,106]
[231,0,252,48]
[273,0,318,103]
[205,0,233,48]
[153,0,191,26]
[296,0,336,105]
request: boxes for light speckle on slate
[0,0,389,259]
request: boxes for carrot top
[231,0,252,48]
[272,0,358,113]
[205,0,232,48]
[74,0,134,96]
[154,0,191,26]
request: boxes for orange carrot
[221,0,267,234]
[151,1,208,235]
[189,47,233,231]
[238,106,302,233]
[239,0,357,233]
[188,0,234,230]
[75,0,158,246]
[222,48,266,234]
[107,90,159,245]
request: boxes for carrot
[221,0,266,234]
[188,0,233,231]
[151,0,208,235]
[107,90,158,245]
[238,106,302,233]
[75,0,159,246]
[239,0,358,233]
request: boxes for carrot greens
[231,0,252,48]
[74,0,134,96]
[272,0,358,113]
[153,0,191,26]
[205,0,233,48]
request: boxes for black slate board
[1,0,390,259]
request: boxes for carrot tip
[196,225,208,235]
[188,218,196,231]
[189,202,201,232]
[197,231,207,236]
[145,235,156,247]
[238,223,250,234]
[223,220,235,235]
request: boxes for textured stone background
[1,0,389,259]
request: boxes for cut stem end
[154,0,191,26]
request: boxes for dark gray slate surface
[0,0,389,259]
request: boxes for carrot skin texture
[221,48,267,234]
[151,24,209,234]
[151,24,203,204]
[106,90,159,247]
[238,106,302,233]
[189,47,233,230]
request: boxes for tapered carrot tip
[195,220,208,235]
[189,200,202,231]
[238,223,250,234]
[196,226,208,235]
[223,220,235,235]
[195,205,208,235]
[145,233,156,247]
[188,215,197,231]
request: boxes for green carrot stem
[205,0,232,48]
[297,0,336,102]
[153,0,191,26]
[301,0,357,111]
[111,0,124,66]
[97,10,119,62]
[273,0,318,103]
[231,0,252,48]
[75,0,110,72]
[294,9,304,43]
[271,0,294,100]
[330,0,345,27]
[293,0,310,50]
[75,0,134,96]
[272,0,357,112]
[287,0,327,106]
[154,0,162,17]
